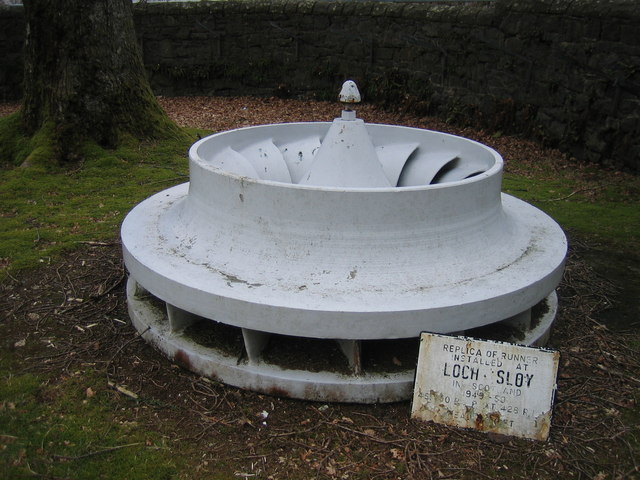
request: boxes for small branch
[75,241,120,247]
[323,421,406,445]
[595,364,640,385]
[53,442,145,461]
[142,176,188,186]
[25,460,71,480]
[440,467,496,480]
[107,381,139,400]
[268,426,318,438]
[537,184,610,203]
[90,272,125,299]
[106,326,150,370]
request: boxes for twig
[324,421,406,445]
[440,467,496,479]
[595,364,640,385]
[53,442,145,461]
[268,426,318,438]
[107,382,139,400]
[75,241,120,246]
[3,299,26,322]
[416,447,458,457]
[536,184,610,203]
[25,350,78,362]
[105,325,151,375]
[25,460,72,480]
[3,268,22,285]
[90,272,125,298]
[142,176,188,186]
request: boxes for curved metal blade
[239,139,292,183]
[397,150,459,186]
[375,142,419,187]
[210,147,260,179]
[278,136,322,184]
[432,160,487,183]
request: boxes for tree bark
[21,0,178,160]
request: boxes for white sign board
[411,333,559,441]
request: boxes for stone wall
[1,1,638,171]
[0,6,24,103]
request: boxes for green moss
[120,89,188,145]
[0,356,180,480]
[0,128,205,278]
[0,112,31,168]
[1,85,189,167]
[503,173,640,250]
[0,113,77,169]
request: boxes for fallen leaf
[390,448,404,460]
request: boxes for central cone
[299,115,391,188]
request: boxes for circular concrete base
[126,277,558,403]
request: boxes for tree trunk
[21,0,178,161]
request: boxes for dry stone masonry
[1,0,638,171]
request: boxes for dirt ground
[1,97,639,479]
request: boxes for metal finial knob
[339,80,361,104]
[339,80,360,120]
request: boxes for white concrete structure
[121,82,566,403]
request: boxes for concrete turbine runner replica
[121,81,566,403]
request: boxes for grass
[0,118,204,276]
[0,356,180,480]
[1,114,203,479]
[503,171,640,249]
